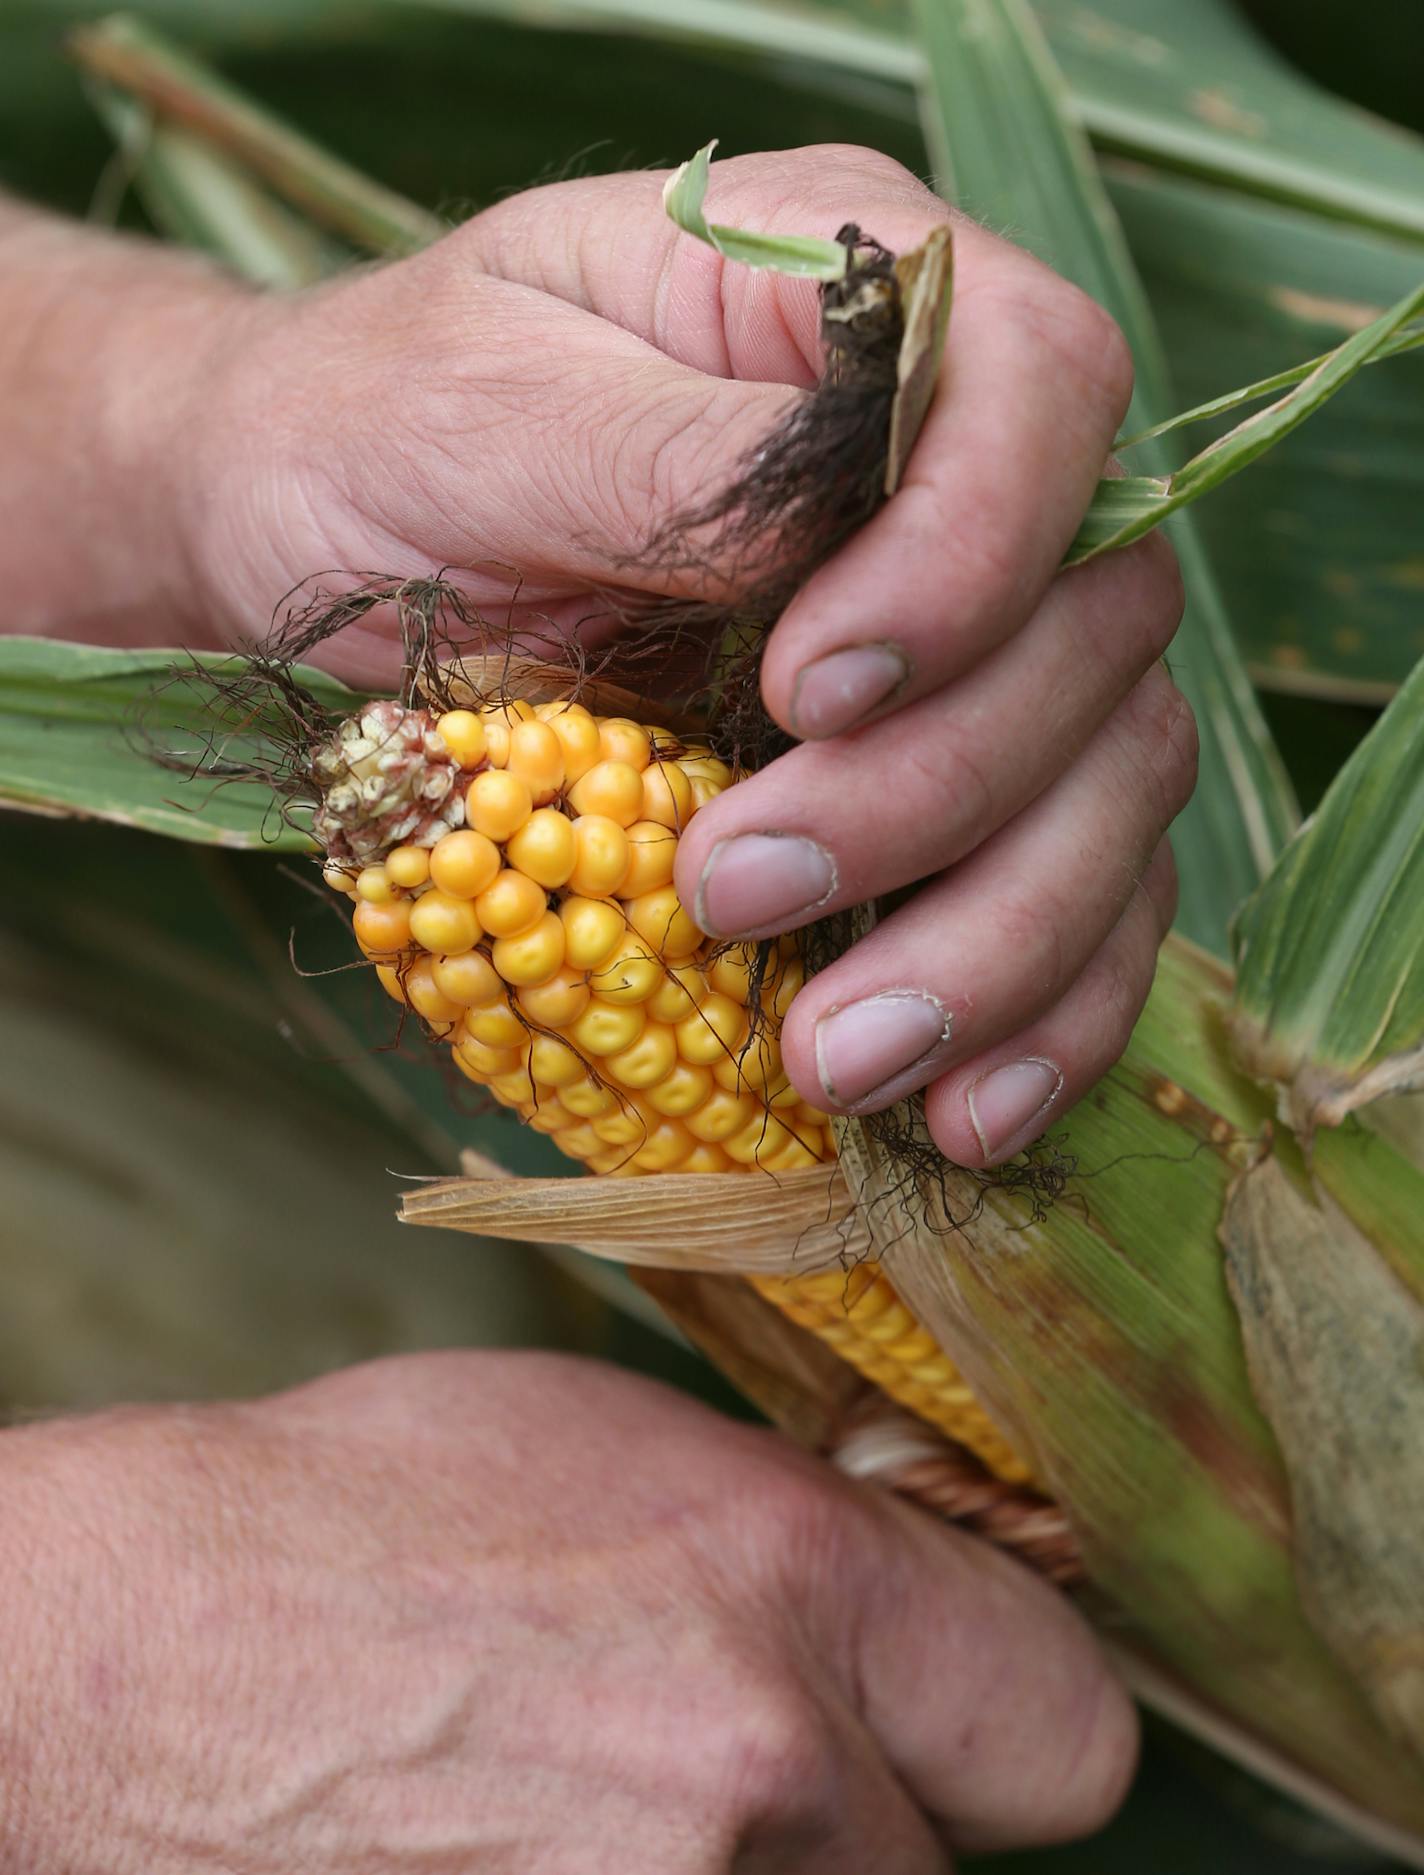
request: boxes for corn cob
[319,693,1028,1482]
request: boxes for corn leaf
[0,638,360,848]
[1230,654,1424,1134]
[662,139,848,278]
[1073,281,1424,560]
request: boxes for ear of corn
[318,691,1031,1484]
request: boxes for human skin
[0,144,1178,1865]
[0,143,1193,1171]
[0,1353,1135,1873]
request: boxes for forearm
[0,196,253,649]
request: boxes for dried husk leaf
[1222,1151,1424,1766]
[886,225,954,495]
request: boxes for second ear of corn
[320,694,1031,1485]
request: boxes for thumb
[818,1481,1138,1853]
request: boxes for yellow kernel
[487,1062,537,1106]
[375,962,406,1003]
[429,829,502,899]
[355,865,395,903]
[675,992,749,1065]
[597,718,652,770]
[689,777,722,811]
[569,998,646,1058]
[647,963,708,1025]
[408,891,481,956]
[492,909,566,987]
[591,1101,654,1147]
[680,755,733,790]
[567,816,631,898]
[517,968,591,1028]
[464,997,527,1048]
[544,704,603,783]
[526,1103,572,1135]
[384,845,431,889]
[505,808,577,888]
[456,1034,523,1078]
[480,698,536,766]
[768,959,805,1023]
[629,1118,696,1172]
[353,899,412,957]
[431,950,503,1006]
[640,760,695,831]
[466,769,533,842]
[605,1022,678,1089]
[434,709,488,769]
[586,1146,638,1174]
[405,956,464,1024]
[643,1061,714,1118]
[528,1033,588,1088]
[558,1075,617,1119]
[475,869,547,939]
[560,897,626,971]
[625,886,702,959]
[796,1102,832,1129]
[323,861,357,897]
[712,1034,783,1095]
[685,1087,755,1142]
[724,1112,800,1167]
[762,1136,825,1171]
[681,1142,733,1174]
[709,946,754,1002]
[620,820,678,896]
[566,760,645,826]
[507,720,565,804]
[556,1121,606,1160]
[588,936,662,1006]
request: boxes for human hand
[0,1351,1132,1872]
[174,146,1192,1169]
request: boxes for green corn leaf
[0,638,363,849]
[1230,653,1424,1135]
[662,140,848,278]
[1073,281,1424,560]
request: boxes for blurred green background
[2,1,1421,1866]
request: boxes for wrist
[0,208,257,651]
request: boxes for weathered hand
[0,1353,1133,1872]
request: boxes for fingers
[840,1489,1138,1851]
[770,667,1197,1116]
[675,541,1183,939]
[924,839,1178,1166]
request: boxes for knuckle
[1002,272,1135,427]
[1125,672,1198,827]
[721,1678,840,1829]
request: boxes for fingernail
[695,833,836,938]
[790,643,908,739]
[815,992,950,1109]
[967,1058,1063,1161]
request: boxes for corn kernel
[724,1112,801,1167]
[355,865,396,903]
[516,968,591,1028]
[591,1101,654,1147]
[620,821,678,896]
[684,1086,754,1142]
[675,992,748,1065]
[383,845,431,889]
[646,963,706,1025]
[429,829,502,899]
[681,1142,733,1174]
[353,898,412,956]
[492,909,566,987]
[640,760,695,831]
[569,998,646,1058]
[466,769,533,842]
[409,891,481,955]
[566,760,644,826]
[709,946,754,1002]
[431,950,503,1007]
[476,870,547,939]
[625,886,701,958]
[558,1075,617,1119]
[567,816,630,898]
[479,698,536,768]
[605,1022,677,1089]
[560,897,625,971]
[434,709,488,769]
[629,1117,696,1172]
[488,1062,538,1106]
[597,718,651,770]
[543,704,603,783]
[375,962,406,1003]
[507,720,565,804]
[556,1121,606,1159]
[643,1061,714,1117]
[528,1033,588,1088]
[588,937,662,1006]
[456,1033,523,1078]
[464,997,527,1048]
[505,808,577,889]
[405,956,465,1024]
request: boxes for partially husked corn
[323,691,1028,1484]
